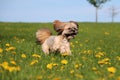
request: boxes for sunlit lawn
[0,22,120,80]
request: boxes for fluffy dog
[36,29,71,55]
[36,20,79,55]
[53,20,79,40]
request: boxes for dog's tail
[36,28,52,44]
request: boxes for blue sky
[0,0,120,22]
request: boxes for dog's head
[53,20,79,40]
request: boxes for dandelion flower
[116,76,120,80]
[95,52,105,58]
[5,43,10,47]
[30,60,38,66]
[32,53,41,58]
[0,61,9,69]
[61,52,69,56]
[36,76,42,80]
[0,61,20,72]
[10,61,16,65]
[21,54,26,58]
[116,56,120,61]
[107,67,116,73]
[75,74,83,79]
[8,66,20,72]
[70,70,74,74]
[98,58,110,65]
[46,63,53,69]
[5,47,16,51]
[53,77,61,80]
[75,64,79,69]
[12,51,16,55]
[61,59,68,65]
[53,63,58,67]
[0,48,3,53]
[104,32,110,35]
[92,67,97,71]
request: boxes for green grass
[0,22,120,80]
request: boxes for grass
[0,22,120,80]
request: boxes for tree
[109,6,119,22]
[87,0,110,22]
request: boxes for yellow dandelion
[108,73,114,78]
[116,56,120,61]
[79,63,82,67]
[70,70,74,74]
[61,52,69,56]
[92,67,97,71]
[53,63,58,67]
[0,48,3,53]
[98,58,110,65]
[36,76,42,80]
[10,61,16,65]
[75,74,83,79]
[87,50,92,54]
[107,67,116,73]
[30,60,38,66]
[0,61,9,69]
[80,44,83,47]
[0,61,20,72]
[9,47,16,50]
[53,77,61,80]
[32,53,41,58]
[46,63,53,69]
[85,39,89,43]
[8,66,20,72]
[60,66,64,70]
[5,43,10,47]
[104,32,110,35]
[61,59,68,65]
[47,74,54,79]
[12,51,16,55]
[5,47,16,51]
[75,41,78,43]
[21,54,26,58]
[116,76,120,80]
[75,64,79,69]
[70,42,73,45]
[97,47,101,50]
[95,52,105,58]
[15,66,21,71]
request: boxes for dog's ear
[53,20,65,35]
[69,21,79,28]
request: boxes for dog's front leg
[42,44,50,55]
[65,46,71,55]
[60,46,71,55]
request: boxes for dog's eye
[68,28,71,30]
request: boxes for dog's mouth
[64,32,77,37]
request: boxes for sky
[0,0,120,22]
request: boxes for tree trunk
[96,7,98,23]
[112,14,114,22]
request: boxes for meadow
[0,22,120,80]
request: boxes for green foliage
[0,22,120,80]
[87,0,110,7]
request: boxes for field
[0,22,120,80]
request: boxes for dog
[36,20,79,55]
[36,29,71,55]
[53,20,79,41]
